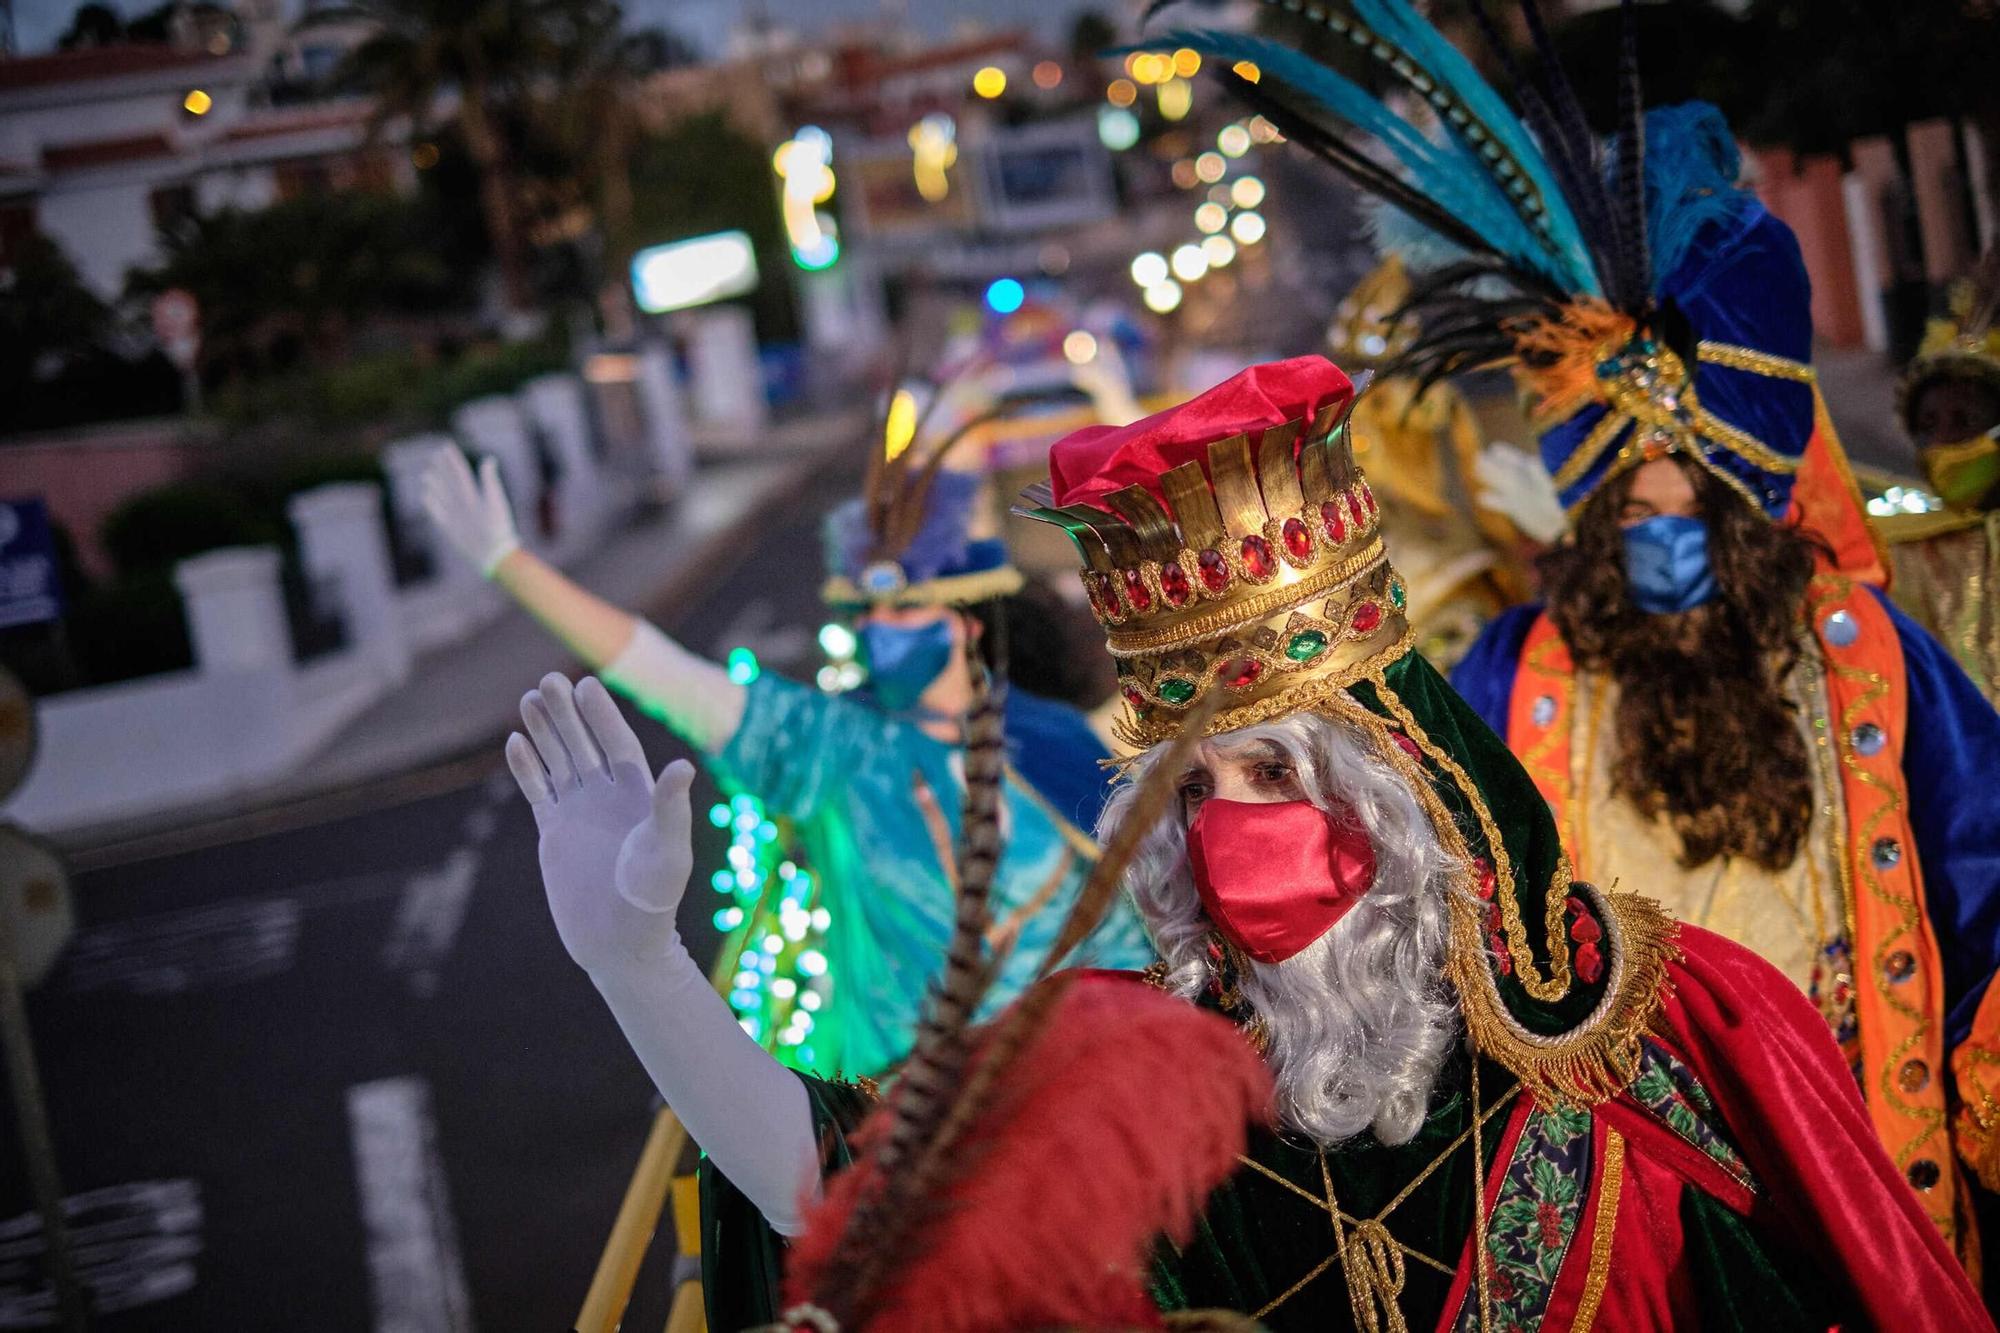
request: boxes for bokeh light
[1230,210,1267,245]
[1171,243,1209,282]
[1230,175,1266,209]
[1218,124,1252,158]
[1062,330,1099,364]
[1202,235,1237,268]
[1130,251,1169,287]
[984,277,1025,314]
[1097,106,1141,152]
[973,66,1007,99]
[1194,202,1228,234]
[1143,280,1185,314]
[1195,152,1227,183]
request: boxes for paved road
[0,468,852,1332]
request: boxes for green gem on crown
[1157,677,1197,705]
[1284,630,1328,662]
[1389,578,1407,611]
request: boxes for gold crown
[1018,398,1411,748]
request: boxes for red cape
[1642,926,1988,1330]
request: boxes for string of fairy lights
[696,647,835,1069]
[702,625,866,1072]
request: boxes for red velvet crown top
[1050,355,1356,509]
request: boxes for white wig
[1098,710,1469,1146]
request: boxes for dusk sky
[12,0,1113,56]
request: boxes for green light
[726,646,761,684]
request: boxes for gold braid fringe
[1365,673,1572,1004]
[1328,685,1682,1107]
[1449,884,1680,1108]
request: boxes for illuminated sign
[630,231,761,314]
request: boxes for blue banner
[0,499,65,630]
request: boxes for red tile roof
[221,103,373,142]
[41,132,176,171]
[0,45,229,93]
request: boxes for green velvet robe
[699,1041,1839,1332]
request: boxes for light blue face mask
[857,619,957,713]
[1622,514,1718,614]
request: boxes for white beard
[1098,713,1467,1146]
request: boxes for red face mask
[1185,798,1377,964]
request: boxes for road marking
[346,1078,472,1333]
[381,851,481,997]
[0,1179,202,1324]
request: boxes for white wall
[36,180,162,298]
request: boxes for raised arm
[507,673,818,1233]
[422,447,743,751]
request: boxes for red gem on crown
[1240,535,1275,579]
[1320,499,1347,543]
[1159,562,1192,607]
[1281,516,1313,560]
[1197,548,1229,593]
[1218,657,1263,689]
[1351,601,1382,634]
[1123,568,1153,612]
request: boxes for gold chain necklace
[1239,1061,1508,1332]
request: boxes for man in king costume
[1104,15,2000,1248]
[509,355,1987,1331]
[1884,253,2000,709]
[425,369,1151,1075]
[1434,105,2000,1264]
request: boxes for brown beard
[1539,459,1820,871]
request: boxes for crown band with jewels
[1020,382,1411,749]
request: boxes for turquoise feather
[1131,25,1599,297]
[1344,0,1593,288]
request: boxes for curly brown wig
[1539,457,1821,871]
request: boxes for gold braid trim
[1366,674,1572,1004]
[1697,341,1816,383]
[1572,1127,1626,1331]
[1450,885,1681,1109]
[1549,410,1631,492]
[1689,405,1804,477]
[819,565,1025,609]
[1548,339,1810,518]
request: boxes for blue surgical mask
[1622,515,1718,614]
[857,619,956,713]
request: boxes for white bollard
[288,483,412,685]
[518,373,603,546]
[451,397,542,542]
[685,306,768,437]
[380,434,461,582]
[173,547,291,676]
[634,342,694,490]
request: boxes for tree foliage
[127,191,475,385]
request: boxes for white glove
[421,446,520,577]
[1473,441,1569,545]
[506,674,819,1233]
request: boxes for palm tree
[308,0,543,316]
[530,6,700,338]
